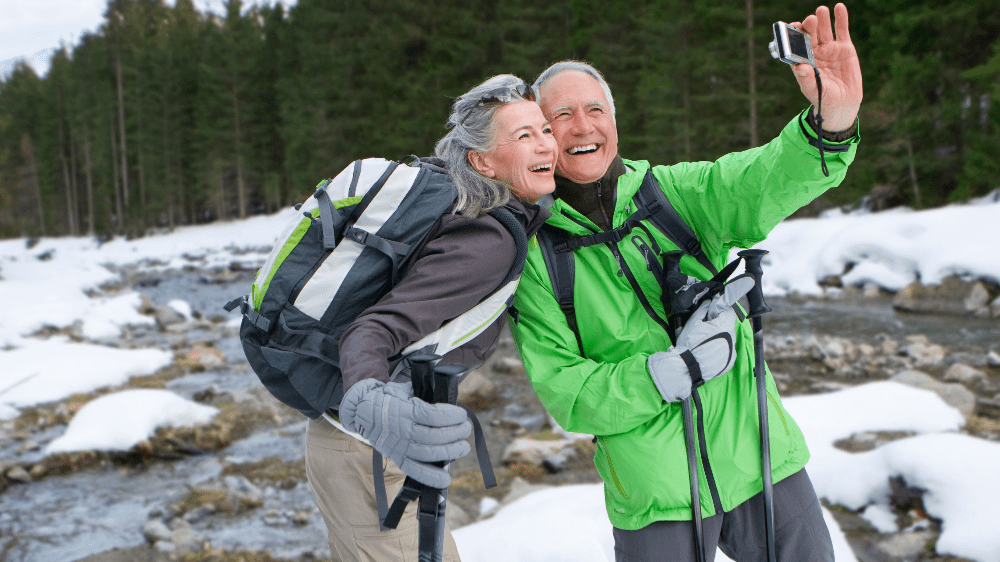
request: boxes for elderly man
[511,4,861,562]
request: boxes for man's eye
[543,127,553,135]
[519,133,530,140]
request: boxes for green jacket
[511,110,859,530]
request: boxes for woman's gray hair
[532,60,616,117]
[434,74,532,217]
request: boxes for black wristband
[806,110,858,143]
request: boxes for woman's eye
[543,127,553,134]
[519,133,530,140]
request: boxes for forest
[0,0,997,239]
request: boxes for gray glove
[648,276,755,402]
[339,379,472,488]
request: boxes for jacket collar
[552,155,628,232]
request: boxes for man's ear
[468,151,495,178]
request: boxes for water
[766,295,1000,351]
[1,271,996,561]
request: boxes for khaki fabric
[305,416,462,562]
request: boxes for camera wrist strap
[812,66,831,178]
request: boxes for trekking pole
[737,249,776,562]
[661,251,707,562]
[409,355,466,562]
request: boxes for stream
[0,271,996,562]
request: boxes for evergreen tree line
[0,0,997,239]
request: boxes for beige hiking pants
[305,416,462,562]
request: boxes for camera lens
[768,40,780,60]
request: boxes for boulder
[142,519,172,543]
[991,295,1000,319]
[899,335,945,367]
[891,370,976,419]
[5,465,31,483]
[499,477,551,508]
[493,356,525,375]
[176,347,226,371]
[501,437,577,466]
[892,276,995,316]
[989,351,1000,368]
[943,363,986,384]
[457,370,500,410]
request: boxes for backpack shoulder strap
[633,170,718,276]
[537,225,585,356]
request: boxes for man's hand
[340,379,472,488]
[790,3,863,132]
[648,277,755,403]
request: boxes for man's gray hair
[532,60,616,117]
[434,74,532,217]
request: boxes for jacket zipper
[766,392,790,435]
[597,436,629,499]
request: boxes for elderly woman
[304,74,556,562]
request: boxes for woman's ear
[468,151,495,178]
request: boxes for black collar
[553,155,627,231]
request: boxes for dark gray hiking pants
[613,469,834,562]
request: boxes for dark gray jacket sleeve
[338,213,516,392]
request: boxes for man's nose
[568,113,592,135]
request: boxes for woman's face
[469,101,558,204]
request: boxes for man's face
[537,70,619,184]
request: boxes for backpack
[225,156,527,419]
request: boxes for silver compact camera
[768,22,815,66]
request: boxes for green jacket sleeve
[511,243,667,437]
[655,109,859,257]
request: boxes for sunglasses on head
[458,83,535,126]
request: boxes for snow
[742,202,1000,296]
[0,197,998,561]
[0,337,174,421]
[45,389,218,454]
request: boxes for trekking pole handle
[432,363,467,406]
[408,353,441,403]
[737,249,772,323]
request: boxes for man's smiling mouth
[568,144,599,155]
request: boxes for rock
[457,370,500,410]
[155,306,186,330]
[900,335,945,367]
[542,450,571,472]
[876,531,935,559]
[28,464,47,479]
[182,504,216,524]
[291,510,312,526]
[170,526,205,557]
[989,351,1000,368]
[991,295,1000,318]
[501,403,546,431]
[500,477,550,507]
[976,398,1000,419]
[943,363,986,384]
[893,276,994,316]
[445,500,472,530]
[176,347,226,371]
[153,540,176,555]
[138,294,158,315]
[891,370,977,419]
[501,437,576,466]
[222,475,264,509]
[6,466,31,483]
[143,519,173,543]
[493,356,525,375]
